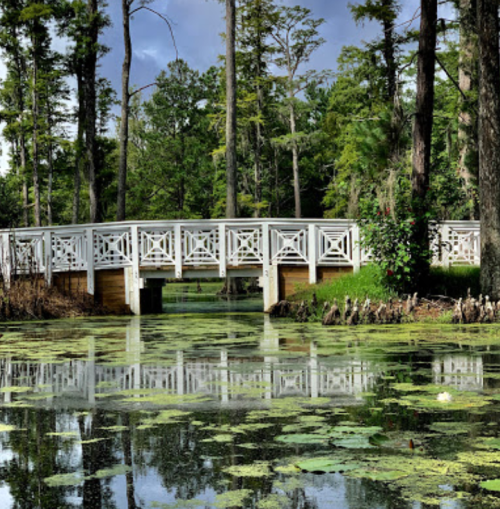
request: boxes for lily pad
[480,480,500,492]
[347,468,409,481]
[275,434,328,445]
[296,458,360,474]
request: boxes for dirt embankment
[0,278,107,321]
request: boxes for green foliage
[0,176,21,228]
[359,196,437,292]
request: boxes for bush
[359,200,436,293]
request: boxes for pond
[1,313,500,508]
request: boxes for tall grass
[291,265,397,306]
[425,266,480,298]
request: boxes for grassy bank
[289,265,480,315]
[290,265,396,306]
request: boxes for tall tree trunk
[478,0,500,299]
[47,125,53,226]
[290,100,301,218]
[85,0,100,223]
[382,0,397,104]
[458,0,479,218]
[117,0,132,222]
[73,67,85,224]
[226,0,237,219]
[410,0,437,285]
[224,0,241,294]
[31,27,41,227]
[19,131,29,228]
[12,26,29,228]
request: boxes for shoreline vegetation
[0,278,105,322]
[275,265,484,326]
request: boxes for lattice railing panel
[227,227,263,265]
[52,233,87,272]
[11,235,45,273]
[445,227,481,266]
[271,227,308,264]
[183,228,219,265]
[94,230,132,268]
[317,227,354,266]
[140,228,175,266]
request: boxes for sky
[99,0,455,99]
[0,0,457,174]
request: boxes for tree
[457,0,479,218]
[21,1,54,227]
[0,2,30,226]
[350,0,400,104]
[84,0,101,223]
[410,0,437,284]
[127,62,218,219]
[225,0,238,219]
[477,0,500,299]
[271,5,328,218]
[237,0,276,217]
[116,0,176,221]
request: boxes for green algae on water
[214,489,253,508]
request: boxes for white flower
[436,392,453,403]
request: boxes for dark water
[0,312,500,508]
[162,283,264,314]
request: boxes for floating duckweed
[205,434,234,443]
[46,431,79,438]
[428,421,480,435]
[0,424,17,433]
[274,464,300,475]
[275,434,328,445]
[93,464,132,479]
[0,386,32,393]
[223,462,271,478]
[151,499,206,508]
[256,494,289,508]
[346,468,409,481]
[214,489,253,508]
[44,472,84,487]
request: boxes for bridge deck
[0,219,481,314]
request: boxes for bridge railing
[0,219,482,286]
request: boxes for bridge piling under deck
[0,219,480,315]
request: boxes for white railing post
[262,223,279,311]
[86,228,95,295]
[219,224,226,278]
[44,231,53,286]
[308,224,317,284]
[174,223,183,279]
[129,225,141,315]
[1,232,11,289]
[262,223,270,279]
[352,224,361,273]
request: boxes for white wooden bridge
[0,219,481,315]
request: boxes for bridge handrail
[0,219,482,295]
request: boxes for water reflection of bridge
[432,355,484,391]
[0,318,379,405]
[0,319,488,406]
